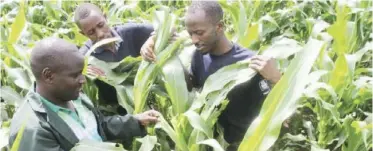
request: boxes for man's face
[79,10,112,44]
[48,52,86,101]
[185,9,221,54]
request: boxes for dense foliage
[0,0,372,151]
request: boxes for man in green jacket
[8,37,160,151]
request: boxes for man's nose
[97,30,105,40]
[191,34,200,45]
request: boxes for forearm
[102,114,146,141]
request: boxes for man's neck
[209,36,233,56]
[36,85,71,109]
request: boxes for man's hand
[134,110,161,126]
[249,55,282,84]
[140,35,156,62]
[140,29,179,63]
[87,65,105,77]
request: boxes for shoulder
[78,40,93,55]
[10,102,41,130]
[231,43,256,59]
[9,102,50,144]
[113,23,153,33]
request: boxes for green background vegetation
[0,0,372,151]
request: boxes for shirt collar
[27,83,82,113]
[38,95,81,113]
[93,28,123,54]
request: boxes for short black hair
[74,3,103,28]
[30,37,78,80]
[187,1,223,24]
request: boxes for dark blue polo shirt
[190,43,271,143]
[79,23,153,114]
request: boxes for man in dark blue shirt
[141,1,282,150]
[74,3,154,115]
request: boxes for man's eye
[196,31,204,35]
[88,30,95,35]
[98,23,104,28]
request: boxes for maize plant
[0,0,372,151]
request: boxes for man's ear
[42,68,54,83]
[216,21,224,33]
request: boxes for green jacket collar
[26,83,100,146]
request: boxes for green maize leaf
[110,57,142,73]
[261,37,303,59]
[306,70,329,85]
[283,133,308,142]
[259,14,279,28]
[304,120,316,142]
[10,118,27,151]
[238,1,247,41]
[7,0,25,44]
[0,48,31,74]
[318,99,341,125]
[0,86,23,106]
[85,37,122,57]
[204,99,229,129]
[351,76,373,102]
[133,37,185,114]
[2,65,32,90]
[154,115,188,151]
[70,140,127,151]
[13,44,31,65]
[155,38,187,67]
[240,22,259,48]
[199,81,237,121]
[87,56,141,85]
[187,130,199,151]
[133,7,181,114]
[342,115,373,151]
[351,120,372,149]
[329,55,350,100]
[83,37,122,76]
[133,61,158,114]
[0,126,10,149]
[311,145,330,151]
[44,1,57,19]
[188,129,208,151]
[345,41,372,72]
[115,85,135,114]
[190,60,254,111]
[316,43,334,72]
[1,1,372,151]
[185,61,256,151]
[239,38,325,151]
[304,82,337,101]
[327,4,351,55]
[161,56,189,114]
[82,57,88,76]
[137,135,157,151]
[153,9,176,54]
[311,20,331,38]
[184,110,212,138]
[197,139,225,151]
